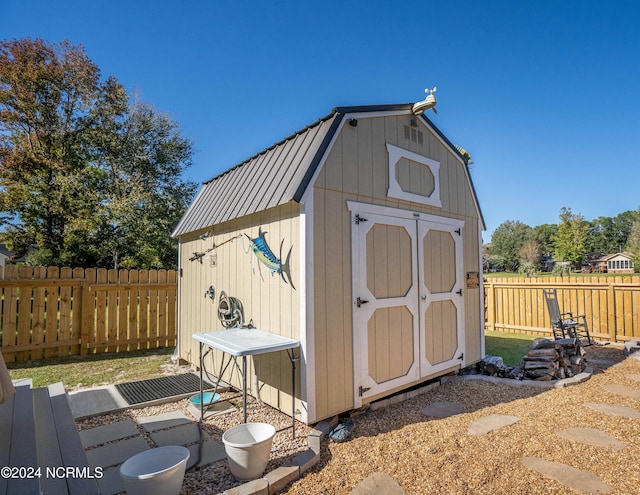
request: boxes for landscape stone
[602,384,640,399]
[222,478,268,495]
[467,414,520,435]
[350,472,406,495]
[556,428,626,451]
[420,401,464,418]
[585,402,640,420]
[522,457,612,494]
[623,341,640,355]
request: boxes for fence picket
[0,267,179,363]
[484,275,640,342]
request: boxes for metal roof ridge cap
[292,112,345,202]
[334,103,413,114]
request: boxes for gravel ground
[76,382,312,494]
[75,344,640,495]
[284,344,640,495]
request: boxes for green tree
[94,100,196,268]
[625,208,640,272]
[0,38,126,264]
[588,212,635,254]
[0,38,195,268]
[489,220,532,272]
[553,207,589,265]
[532,223,557,257]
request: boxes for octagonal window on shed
[386,143,441,207]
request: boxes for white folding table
[192,328,300,437]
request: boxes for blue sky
[2,0,639,240]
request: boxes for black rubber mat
[115,373,215,405]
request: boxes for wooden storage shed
[172,103,485,424]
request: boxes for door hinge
[356,297,369,307]
[359,385,371,396]
[457,353,464,361]
[456,289,463,295]
[454,228,461,235]
[355,214,368,225]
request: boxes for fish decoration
[245,228,295,290]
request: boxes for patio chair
[543,288,592,345]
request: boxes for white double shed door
[349,202,465,406]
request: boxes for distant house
[583,252,606,273]
[600,252,635,274]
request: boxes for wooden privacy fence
[485,275,640,342]
[0,266,177,363]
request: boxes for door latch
[356,297,369,308]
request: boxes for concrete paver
[186,440,227,469]
[149,422,209,447]
[522,456,612,494]
[67,385,128,419]
[187,401,236,420]
[601,383,640,399]
[137,410,193,432]
[95,466,124,495]
[350,472,406,495]
[420,401,464,418]
[85,436,150,469]
[467,414,520,435]
[79,419,139,448]
[584,402,640,420]
[556,428,626,451]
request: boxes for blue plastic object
[189,392,220,405]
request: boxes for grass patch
[485,330,536,365]
[6,347,174,389]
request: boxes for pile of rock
[521,338,586,381]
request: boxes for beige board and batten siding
[310,112,482,421]
[177,203,302,419]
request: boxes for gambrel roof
[172,104,484,237]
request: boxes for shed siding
[311,113,482,421]
[177,203,302,417]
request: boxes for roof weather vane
[412,86,437,115]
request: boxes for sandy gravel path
[284,345,640,495]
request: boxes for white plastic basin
[222,422,276,480]
[119,445,190,495]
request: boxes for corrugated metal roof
[172,110,343,237]
[172,103,485,237]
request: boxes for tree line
[486,207,640,274]
[0,38,197,269]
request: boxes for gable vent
[403,125,424,145]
